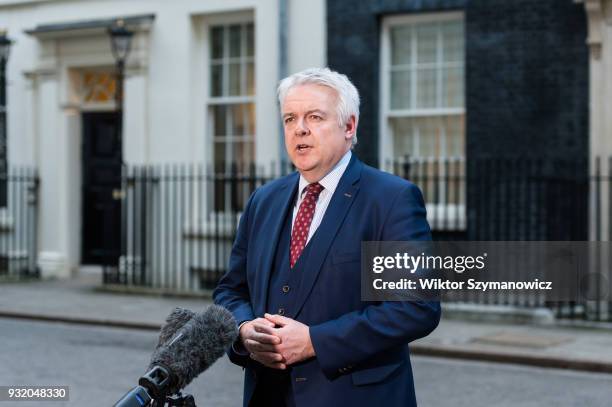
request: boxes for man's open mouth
[296,144,311,151]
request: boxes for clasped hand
[240,313,315,370]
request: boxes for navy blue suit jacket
[213,155,441,406]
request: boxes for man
[213,67,440,406]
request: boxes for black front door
[81,112,122,265]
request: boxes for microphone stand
[141,366,197,407]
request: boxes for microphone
[114,305,238,406]
[156,307,196,348]
[148,304,238,394]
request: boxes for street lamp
[107,20,133,270]
[0,30,12,208]
[108,19,133,112]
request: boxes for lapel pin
[344,193,352,198]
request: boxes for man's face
[282,84,356,183]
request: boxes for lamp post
[108,19,133,114]
[0,30,12,208]
[107,20,133,269]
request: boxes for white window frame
[193,10,255,167]
[207,20,255,216]
[379,11,466,230]
[204,15,256,170]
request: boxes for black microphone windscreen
[148,304,238,393]
[156,307,196,348]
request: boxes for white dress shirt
[291,150,352,244]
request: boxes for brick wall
[327,0,589,240]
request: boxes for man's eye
[284,117,294,124]
[310,115,322,121]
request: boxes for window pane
[445,115,465,157]
[442,65,464,107]
[246,62,255,96]
[416,23,438,65]
[418,117,440,158]
[235,140,254,165]
[246,23,254,57]
[211,26,224,59]
[214,141,227,167]
[391,70,411,110]
[416,68,437,108]
[227,140,254,210]
[212,105,227,136]
[391,118,415,158]
[211,64,223,97]
[231,104,246,135]
[442,21,464,63]
[391,26,411,66]
[229,25,242,58]
[229,63,241,96]
[246,103,255,135]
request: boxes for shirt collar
[298,150,352,198]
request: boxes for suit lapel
[292,156,363,318]
[253,173,299,317]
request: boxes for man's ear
[344,115,357,139]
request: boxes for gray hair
[277,67,360,146]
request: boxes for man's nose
[294,118,309,136]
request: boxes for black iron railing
[0,166,39,279]
[103,157,612,321]
[103,163,293,291]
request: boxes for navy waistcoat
[266,201,315,317]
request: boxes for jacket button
[282,285,290,293]
[278,308,285,315]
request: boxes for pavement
[1,272,612,375]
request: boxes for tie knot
[305,182,324,199]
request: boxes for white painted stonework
[0,0,326,277]
[577,0,612,241]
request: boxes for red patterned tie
[290,182,324,268]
